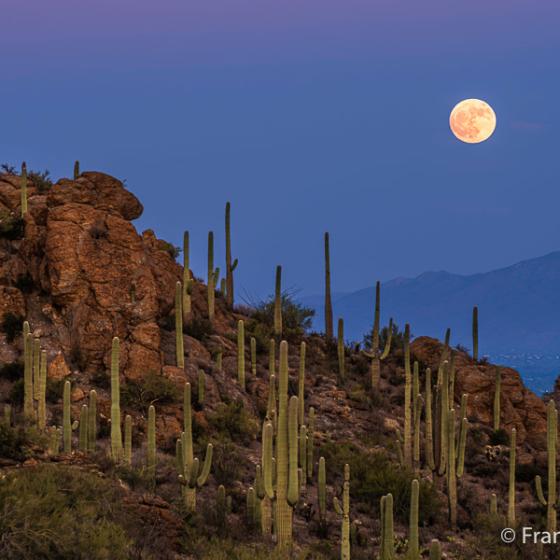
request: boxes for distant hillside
[303,250,560,369]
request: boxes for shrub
[0,212,24,240]
[0,361,23,381]
[211,439,247,486]
[362,321,408,353]
[248,291,314,343]
[28,169,53,193]
[0,465,131,559]
[185,316,214,340]
[9,379,24,406]
[1,312,24,343]
[320,441,442,524]
[489,429,509,446]
[207,400,259,445]
[0,424,45,461]
[1,163,16,174]
[160,240,181,260]
[121,372,179,411]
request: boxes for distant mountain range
[301,251,560,393]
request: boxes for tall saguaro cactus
[79,404,89,451]
[380,493,395,560]
[237,320,246,389]
[111,337,123,462]
[73,160,80,179]
[472,305,479,362]
[324,232,333,339]
[535,399,557,532]
[337,318,345,381]
[403,323,412,468]
[274,266,282,336]
[21,162,28,216]
[298,342,306,426]
[23,327,34,419]
[225,202,238,308]
[182,231,192,317]
[207,231,216,321]
[124,414,132,465]
[37,350,47,430]
[177,382,213,512]
[493,368,501,431]
[408,479,420,560]
[63,380,72,453]
[88,390,97,452]
[333,463,350,560]
[175,281,185,368]
[362,283,392,389]
[424,367,435,470]
[250,337,257,377]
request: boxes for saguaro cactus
[147,405,156,481]
[37,350,47,430]
[534,399,557,532]
[63,380,72,453]
[88,390,97,452]
[73,160,80,179]
[324,232,333,339]
[429,540,442,560]
[318,456,327,526]
[124,414,132,465]
[333,463,350,560]
[250,337,257,377]
[33,337,40,400]
[337,318,345,381]
[182,231,192,317]
[298,342,306,426]
[307,407,316,478]
[380,493,395,560]
[261,421,274,535]
[507,428,517,527]
[111,337,123,461]
[79,404,89,451]
[207,231,216,320]
[407,479,420,560]
[403,323,412,468]
[21,162,28,216]
[175,281,185,368]
[362,283,392,389]
[472,305,479,361]
[238,320,246,389]
[493,368,501,431]
[225,202,238,308]
[269,338,276,377]
[274,266,282,336]
[177,382,213,512]
[447,408,457,527]
[424,368,435,470]
[23,328,34,419]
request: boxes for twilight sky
[2,0,560,300]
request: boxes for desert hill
[0,168,555,560]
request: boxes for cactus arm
[197,443,213,487]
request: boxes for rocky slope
[0,169,554,559]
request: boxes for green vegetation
[121,371,179,410]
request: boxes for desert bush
[362,321,408,353]
[160,240,181,259]
[0,361,23,381]
[248,292,314,344]
[29,169,53,193]
[185,316,214,340]
[0,212,24,240]
[320,441,442,524]
[211,438,248,487]
[1,312,24,343]
[121,372,179,410]
[0,465,131,559]
[207,400,259,445]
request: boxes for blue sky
[2,0,559,300]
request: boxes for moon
[449,98,496,144]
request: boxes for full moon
[449,98,496,144]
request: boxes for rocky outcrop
[411,336,548,448]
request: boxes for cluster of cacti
[362,282,392,389]
[237,320,246,389]
[534,399,557,532]
[176,383,213,512]
[175,281,185,368]
[224,202,238,308]
[324,232,333,339]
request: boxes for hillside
[0,167,556,560]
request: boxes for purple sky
[2,1,560,298]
